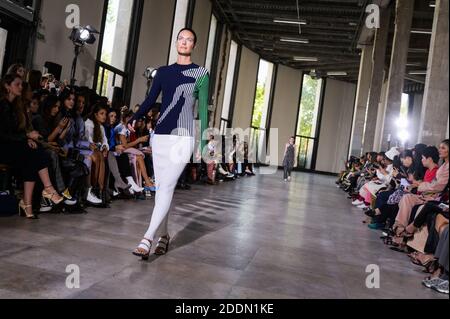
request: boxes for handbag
[387,188,406,205]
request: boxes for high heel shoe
[42,186,64,205]
[18,200,39,219]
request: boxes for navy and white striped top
[133,63,209,138]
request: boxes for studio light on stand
[69,25,99,86]
[143,67,158,98]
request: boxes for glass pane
[100,0,134,71]
[221,41,238,120]
[252,59,274,129]
[296,136,315,170]
[0,28,7,75]
[205,15,217,72]
[296,74,322,138]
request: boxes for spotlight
[68,25,100,86]
[143,67,158,98]
[69,25,99,46]
[398,130,410,143]
[396,117,408,129]
[144,67,158,80]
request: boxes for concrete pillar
[374,75,389,151]
[349,44,373,156]
[410,93,423,144]
[419,0,449,146]
[362,7,391,153]
[380,0,415,150]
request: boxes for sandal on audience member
[132,238,152,260]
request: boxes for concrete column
[374,75,389,151]
[349,44,373,156]
[380,0,415,150]
[410,93,423,144]
[419,0,449,146]
[362,7,391,153]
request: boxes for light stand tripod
[70,44,83,86]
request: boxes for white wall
[316,79,357,173]
[270,65,302,166]
[33,0,104,87]
[129,0,175,107]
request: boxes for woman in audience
[115,108,152,193]
[393,142,448,236]
[32,95,76,206]
[0,74,63,219]
[85,103,110,203]
[56,89,102,205]
[7,63,26,78]
[104,109,133,195]
[365,150,419,221]
[355,147,399,209]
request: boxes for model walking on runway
[131,28,209,259]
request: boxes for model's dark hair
[177,28,197,45]
[441,139,449,147]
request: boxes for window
[250,59,274,164]
[205,15,217,72]
[94,0,143,105]
[0,27,7,75]
[220,40,238,134]
[168,0,189,65]
[295,74,323,170]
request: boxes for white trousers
[143,134,194,240]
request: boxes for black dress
[0,98,49,182]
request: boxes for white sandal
[132,238,152,260]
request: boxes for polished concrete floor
[0,170,446,299]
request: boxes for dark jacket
[0,98,29,144]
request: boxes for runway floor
[0,170,446,299]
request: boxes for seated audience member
[0,74,63,219]
[355,147,399,209]
[115,108,152,193]
[104,109,133,196]
[32,95,77,208]
[84,103,110,205]
[365,150,421,221]
[393,142,448,236]
[7,63,26,79]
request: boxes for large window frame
[93,0,144,106]
[293,73,326,171]
[249,58,276,165]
